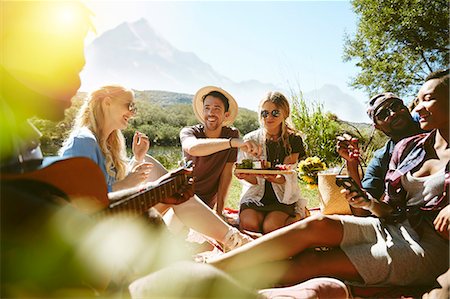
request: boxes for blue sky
[86,0,369,121]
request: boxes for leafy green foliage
[31,90,260,159]
[234,108,260,135]
[344,0,449,98]
[290,92,388,167]
[30,93,86,155]
[291,93,342,165]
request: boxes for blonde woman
[60,85,152,192]
[236,91,307,233]
[60,85,252,251]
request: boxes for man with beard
[337,92,423,216]
[180,86,260,215]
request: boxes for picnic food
[235,159,292,171]
[235,159,253,169]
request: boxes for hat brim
[193,86,238,126]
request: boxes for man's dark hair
[202,91,230,112]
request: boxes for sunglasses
[261,110,281,118]
[375,101,404,121]
[128,102,137,114]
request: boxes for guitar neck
[94,174,187,219]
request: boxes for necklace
[266,132,280,141]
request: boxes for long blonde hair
[259,91,297,156]
[62,85,133,180]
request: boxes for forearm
[362,195,393,218]
[183,138,233,156]
[346,160,362,187]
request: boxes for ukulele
[1,157,192,216]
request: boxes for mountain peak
[81,19,278,111]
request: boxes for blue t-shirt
[361,140,395,200]
[60,127,115,192]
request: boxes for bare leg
[208,214,345,272]
[262,211,291,233]
[217,247,361,290]
[170,195,230,242]
[240,208,264,232]
[279,248,362,285]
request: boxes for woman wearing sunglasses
[60,84,253,252]
[60,85,153,192]
[235,91,307,234]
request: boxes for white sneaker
[222,227,253,252]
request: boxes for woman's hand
[132,131,150,163]
[434,205,450,240]
[114,162,153,190]
[161,178,195,205]
[262,174,285,184]
[234,171,258,184]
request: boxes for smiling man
[337,92,423,215]
[180,86,260,215]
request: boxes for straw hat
[193,86,238,126]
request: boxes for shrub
[291,92,341,166]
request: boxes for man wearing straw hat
[180,86,261,215]
[337,92,422,215]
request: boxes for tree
[233,108,260,135]
[343,0,449,97]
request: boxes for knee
[262,219,284,234]
[239,216,260,232]
[300,215,335,232]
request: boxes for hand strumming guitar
[161,176,194,205]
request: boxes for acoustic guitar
[1,157,192,216]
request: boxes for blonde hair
[259,91,297,156]
[63,85,133,180]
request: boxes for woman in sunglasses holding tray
[235,91,308,234]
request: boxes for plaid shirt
[383,130,449,226]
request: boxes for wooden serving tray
[234,168,295,175]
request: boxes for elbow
[183,145,198,156]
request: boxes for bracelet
[229,138,233,148]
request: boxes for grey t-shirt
[180,124,239,207]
